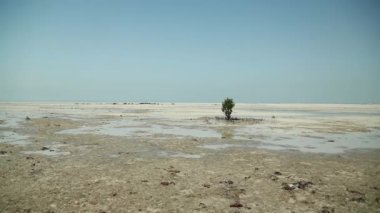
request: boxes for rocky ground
[0,103,380,212]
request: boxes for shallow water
[58,119,220,138]
[0,131,30,146]
[2,103,380,154]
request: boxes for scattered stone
[347,189,366,202]
[141,180,148,183]
[168,169,180,175]
[26,116,31,120]
[161,181,175,186]
[327,139,335,142]
[26,156,34,160]
[41,146,49,151]
[0,150,7,155]
[347,189,364,195]
[203,184,211,188]
[375,197,380,203]
[297,180,313,189]
[282,183,297,191]
[220,180,233,185]
[351,196,366,203]
[281,180,313,190]
[320,206,334,213]
[255,167,259,171]
[199,203,206,208]
[244,176,251,180]
[112,192,117,197]
[272,115,276,119]
[230,201,243,208]
[282,180,313,191]
[270,175,279,181]
[274,171,282,175]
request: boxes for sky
[0,0,379,103]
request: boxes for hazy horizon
[1,0,379,104]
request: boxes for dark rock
[112,192,117,196]
[161,181,175,186]
[274,171,282,175]
[255,167,259,171]
[297,180,313,189]
[26,116,31,120]
[168,169,180,174]
[347,189,364,195]
[230,201,243,208]
[0,150,7,155]
[282,183,296,191]
[327,139,335,142]
[141,180,148,183]
[203,184,211,188]
[351,197,366,203]
[41,146,49,151]
[270,175,279,181]
[199,203,206,208]
[244,176,251,180]
[227,180,233,185]
[282,180,313,190]
[320,207,334,213]
[375,197,380,203]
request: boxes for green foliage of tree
[221,97,235,120]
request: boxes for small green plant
[221,97,235,120]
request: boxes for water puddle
[0,131,30,146]
[58,119,220,138]
[158,151,202,159]
[21,144,70,156]
[201,130,380,154]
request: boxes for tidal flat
[1,102,380,212]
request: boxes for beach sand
[1,102,380,212]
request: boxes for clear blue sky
[1,0,379,103]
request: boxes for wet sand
[1,102,380,212]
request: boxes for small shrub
[221,98,235,120]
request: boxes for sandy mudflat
[1,102,380,212]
